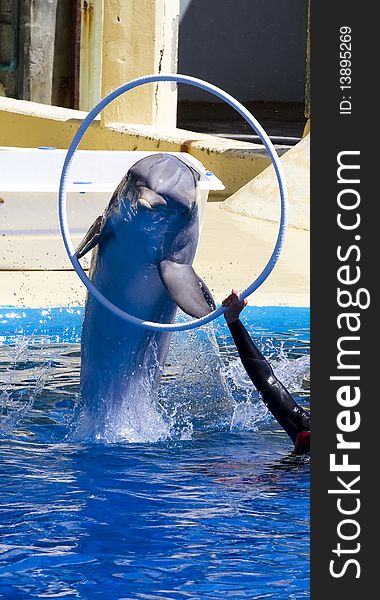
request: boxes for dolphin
[75,153,216,441]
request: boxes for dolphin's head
[130,153,200,215]
[76,154,216,318]
[109,154,202,265]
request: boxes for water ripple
[0,308,310,598]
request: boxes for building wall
[178,0,308,103]
[0,0,18,98]
[0,0,60,104]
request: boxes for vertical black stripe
[311,1,378,596]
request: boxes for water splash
[0,338,80,440]
[0,337,50,436]
[159,324,236,436]
[72,322,235,444]
[0,321,310,444]
[72,369,173,445]
[225,342,310,432]
[226,352,310,396]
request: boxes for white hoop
[58,74,288,332]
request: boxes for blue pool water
[0,306,310,599]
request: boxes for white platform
[0,147,224,270]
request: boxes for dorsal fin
[76,215,109,259]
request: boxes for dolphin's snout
[136,185,192,216]
[137,187,167,210]
[130,154,199,215]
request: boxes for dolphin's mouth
[136,187,191,239]
[137,188,191,220]
[137,187,167,210]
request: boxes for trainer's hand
[222,290,247,324]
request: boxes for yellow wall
[80,0,104,111]
[101,0,179,127]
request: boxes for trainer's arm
[223,291,310,452]
[228,319,309,448]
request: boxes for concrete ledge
[0,97,290,197]
[222,134,310,230]
[0,97,94,122]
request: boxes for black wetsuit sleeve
[228,319,310,444]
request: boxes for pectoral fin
[158,260,216,318]
[76,215,109,259]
